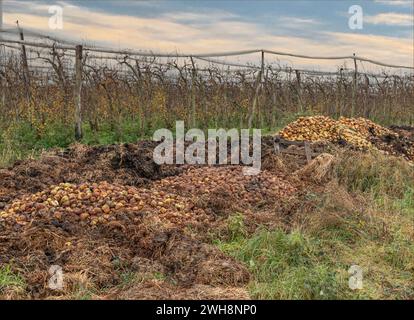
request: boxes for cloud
[277,16,322,28]
[162,11,238,24]
[323,31,413,62]
[1,1,413,70]
[365,12,414,26]
[374,0,413,7]
[279,17,321,25]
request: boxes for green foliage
[215,151,414,299]
[227,213,247,241]
[218,229,344,299]
[0,265,26,294]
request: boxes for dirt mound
[0,206,249,298]
[369,133,414,161]
[1,165,267,299]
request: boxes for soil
[390,125,414,142]
[365,126,414,161]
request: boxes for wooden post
[0,48,5,112]
[248,70,262,129]
[338,67,344,117]
[74,45,83,140]
[295,69,303,112]
[304,141,312,164]
[17,21,30,100]
[352,53,358,117]
[190,56,196,127]
[0,4,5,110]
[258,50,265,127]
[260,50,265,84]
[0,0,3,29]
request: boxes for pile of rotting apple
[0,140,307,299]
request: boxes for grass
[218,215,413,299]
[0,265,26,298]
[216,152,414,300]
[0,120,150,167]
[336,150,414,199]
[0,111,312,168]
[217,228,347,299]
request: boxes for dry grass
[218,150,414,300]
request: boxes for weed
[0,265,26,297]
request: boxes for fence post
[190,56,196,127]
[253,50,265,127]
[17,21,30,100]
[295,69,303,112]
[248,70,262,129]
[0,1,4,111]
[260,50,265,83]
[0,51,5,112]
[74,45,83,140]
[352,53,358,117]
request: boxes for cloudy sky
[1,0,413,70]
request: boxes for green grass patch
[216,154,414,299]
[217,229,346,299]
[0,265,26,295]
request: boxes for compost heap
[0,141,184,207]
[0,161,301,299]
[279,116,414,161]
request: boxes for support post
[190,56,196,128]
[352,53,358,117]
[260,50,265,83]
[74,45,83,140]
[248,70,262,129]
[0,1,5,111]
[295,69,303,112]
[17,21,30,100]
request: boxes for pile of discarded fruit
[0,164,302,299]
[279,116,414,161]
[0,179,257,299]
[151,166,298,212]
[0,181,210,229]
[1,165,299,232]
